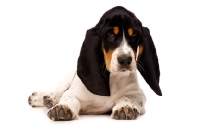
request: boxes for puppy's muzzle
[117,54,132,68]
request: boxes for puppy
[28,6,161,121]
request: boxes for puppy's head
[77,6,162,96]
[101,13,142,73]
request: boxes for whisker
[100,61,105,69]
[103,64,107,77]
[136,60,145,73]
[100,61,108,79]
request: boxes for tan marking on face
[133,50,137,60]
[113,27,119,35]
[102,47,114,71]
[138,45,143,56]
[136,45,143,59]
[128,28,134,36]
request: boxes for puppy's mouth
[120,68,128,72]
[106,65,134,73]
[118,66,132,72]
[108,68,132,73]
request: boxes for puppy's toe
[112,105,139,120]
[47,104,73,121]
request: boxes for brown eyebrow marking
[113,26,119,35]
[128,28,134,36]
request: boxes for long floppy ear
[77,27,110,96]
[137,26,162,96]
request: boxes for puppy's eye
[107,33,115,40]
[131,34,136,37]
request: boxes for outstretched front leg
[111,95,146,120]
[47,90,81,121]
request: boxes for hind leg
[28,91,60,108]
[28,70,76,108]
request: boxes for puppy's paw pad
[47,105,73,121]
[28,95,37,107]
[28,96,32,106]
[112,105,139,120]
[43,96,54,108]
[32,92,37,96]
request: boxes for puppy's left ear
[137,23,162,96]
[77,27,110,96]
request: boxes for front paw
[111,105,139,120]
[43,95,57,109]
[47,104,74,121]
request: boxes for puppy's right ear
[137,26,162,96]
[77,27,110,96]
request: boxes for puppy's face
[101,14,142,73]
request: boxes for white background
[0,0,200,131]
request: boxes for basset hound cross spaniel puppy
[28,6,162,121]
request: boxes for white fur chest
[67,71,144,114]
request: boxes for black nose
[117,54,132,67]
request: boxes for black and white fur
[28,6,161,121]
